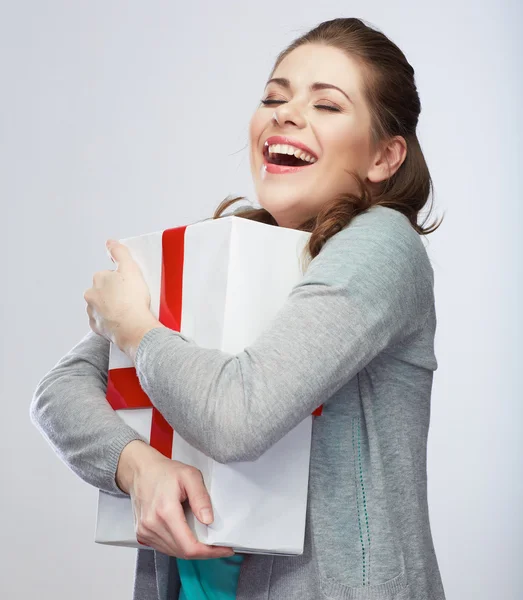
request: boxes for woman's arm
[29,329,148,498]
[131,206,435,464]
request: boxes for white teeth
[267,143,316,163]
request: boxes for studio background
[1,1,521,599]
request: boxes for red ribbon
[106,226,186,458]
[106,224,322,459]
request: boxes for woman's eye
[315,105,340,112]
[260,99,340,112]
[260,99,285,106]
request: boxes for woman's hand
[84,240,154,348]
[116,440,235,559]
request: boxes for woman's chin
[256,198,306,227]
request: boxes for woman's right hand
[116,440,235,559]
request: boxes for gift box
[94,215,322,555]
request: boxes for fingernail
[200,508,213,524]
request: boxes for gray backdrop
[2,1,521,599]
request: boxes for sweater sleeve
[132,207,435,464]
[29,329,148,498]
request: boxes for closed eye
[260,99,340,113]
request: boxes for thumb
[106,240,132,270]
[183,471,214,525]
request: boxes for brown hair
[211,17,444,264]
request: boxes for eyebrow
[265,77,353,104]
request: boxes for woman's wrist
[115,439,155,494]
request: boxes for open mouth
[263,145,317,168]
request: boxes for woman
[30,17,446,600]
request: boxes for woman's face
[249,43,377,229]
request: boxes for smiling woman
[194,15,445,600]
[213,17,443,247]
[202,15,445,600]
[29,15,447,600]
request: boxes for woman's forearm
[30,330,148,498]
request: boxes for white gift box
[94,215,321,555]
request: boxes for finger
[106,241,133,272]
[182,469,214,525]
[159,500,234,559]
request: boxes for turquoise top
[177,554,245,600]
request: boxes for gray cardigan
[30,205,446,600]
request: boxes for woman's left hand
[84,239,153,348]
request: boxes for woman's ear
[367,135,407,184]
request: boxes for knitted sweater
[30,205,446,600]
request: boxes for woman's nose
[272,103,307,128]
